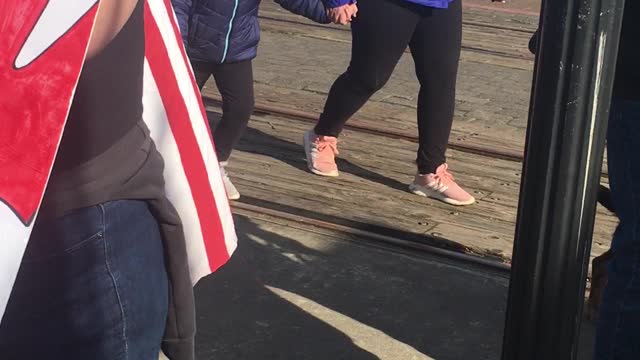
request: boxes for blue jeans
[0,200,168,360]
[594,100,640,359]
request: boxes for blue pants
[594,100,640,359]
[0,200,168,360]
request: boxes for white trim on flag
[142,60,212,283]
[147,0,237,257]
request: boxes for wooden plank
[429,223,513,259]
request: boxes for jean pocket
[22,230,104,263]
[24,205,105,262]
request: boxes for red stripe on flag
[161,0,214,142]
[144,5,228,269]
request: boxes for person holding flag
[0,0,236,359]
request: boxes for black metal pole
[501,0,625,359]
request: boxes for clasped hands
[326,2,358,25]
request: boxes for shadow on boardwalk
[195,215,511,360]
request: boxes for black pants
[315,0,462,174]
[192,60,254,162]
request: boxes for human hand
[327,3,358,25]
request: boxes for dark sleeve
[274,0,331,24]
[529,29,539,55]
[171,0,192,42]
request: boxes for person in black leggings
[303,0,475,206]
[173,0,331,200]
[192,61,254,169]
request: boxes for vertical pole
[501,0,625,359]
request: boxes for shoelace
[314,137,339,155]
[430,164,455,189]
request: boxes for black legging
[192,59,255,163]
[315,0,462,174]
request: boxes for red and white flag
[0,0,237,321]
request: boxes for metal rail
[204,96,525,162]
[233,201,512,275]
[462,20,536,34]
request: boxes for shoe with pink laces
[409,164,476,206]
[304,130,339,177]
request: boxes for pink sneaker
[409,164,476,206]
[304,130,339,177]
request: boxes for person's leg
[409,0,461,175]
[306,0,420,176]
[314,0,419,137]
[406,0,473,206]
[210,60,255,163]
[191,60,214,90]
[0,200,168,360]
[208,60,254,200]
[594,99,640,359]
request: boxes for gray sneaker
[220,163,240,200]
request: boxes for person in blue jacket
[172,0,354,200]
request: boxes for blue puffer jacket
[172,0,332,64]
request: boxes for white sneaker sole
[221,173,240,200]
[409,184,476,206]
[303,132,339,177]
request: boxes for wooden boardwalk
[200,3,616,264]
[204,106,616,263]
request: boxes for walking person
[172,0,351,200]
[593,1,640,358]
[303,0,476,206]
[0,1,172,359]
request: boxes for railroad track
[234,200,512,275]
[462,20,536,34]
[204,96,610,178]
[205,96,524,162]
